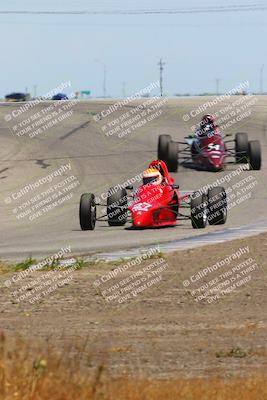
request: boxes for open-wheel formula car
[158,131,261,172]
[79,160,227,231]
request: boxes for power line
[1,4,267,15]
[1,20,267,27]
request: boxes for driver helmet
[201,114,215,127]
[142,168,162,186]
[204,124,213,132]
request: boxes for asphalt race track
[0,96,266,261]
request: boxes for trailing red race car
[79,160,227,230]
[158,131,262,172]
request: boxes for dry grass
[0,332,267,400]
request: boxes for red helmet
[201,114,215,126]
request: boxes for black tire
[107,187,128,226]
[165,140,178,172]
[79,193,96,231]
[191,141,199,156]
[158,134,171,161]
[248,140,261,170]
[235,132,248,163]
[191,191,208,229]
[207,187,227,225]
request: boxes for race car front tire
[191,140,199,156]
[107,187,128,226]
[166,140,178,172]
[79,193,96,231]
[235,132,248,163]
[191,191,208,229]
[208,187,227,225]
[248,140,261,170]
[158,134,171,161]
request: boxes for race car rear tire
[79,193,96,231]
[235,132,248,163]
[166,140,178,172]
[207,187,227,225]
[158,134,171,161]
[248,140,261,170]
[191,191,208,229]
[107,187,128,226]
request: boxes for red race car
[79,160,227,230]
[158,131,261,172]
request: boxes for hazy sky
[1,0,267,97]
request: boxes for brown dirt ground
[0,233,267,379]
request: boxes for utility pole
[158,58,165,97]
[260,64,264,94]
[95,59,107,98]
[33,85,37,98]
[215,78,220,95]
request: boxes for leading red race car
[158,130,261,172]
[79,160,227,230]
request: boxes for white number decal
[208,143,220,151]
[132,202,152,212]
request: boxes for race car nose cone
[132,211,151,227]
[209,154,222,169]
